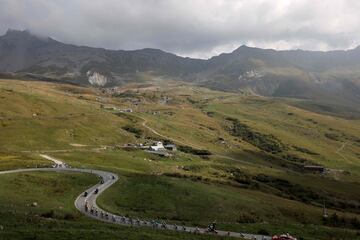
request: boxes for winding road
[0,156,271,240]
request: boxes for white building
[150,141,165,151]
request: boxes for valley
[0,78,359,240]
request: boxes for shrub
[178,145,211,156]
[253,174,321,204]
[226,118,285,153]
[229,169,252,185]
[293,146,319,155]
[324,133,341,141]
[258,229,270,235]
[237,212,262,224]
[64,213,76,221]
[282,154,315,165]
[206,111,215,117]
[41,210,55,219]
[323,214,360,230]
[122,125,143,137]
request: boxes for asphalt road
[0,167,271,240]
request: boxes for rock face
[238,70,264,80]
[87,71,107,86]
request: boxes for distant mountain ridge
[0,29,359,108]
[0,29,206,85]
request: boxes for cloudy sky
[1,0,360,58]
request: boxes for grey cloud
[1,0,360,58]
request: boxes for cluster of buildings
[159,96,172,105]
[101,105,133,113]
[148,141,177,151]
[124,141,177,157]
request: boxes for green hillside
[0,172,227,240]
[0,79,359,240]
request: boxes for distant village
[124,141,177,157]
[101,105,133,113]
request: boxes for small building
[138,143,150,149]
[120,108,133,113]
[150,141,165,151]
[303,165,326,173]
[104,106,118,110]
[164,144,177,151]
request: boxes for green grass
[1,79,360,240]
[96,173,360,240]
[0,80,132,152]
[0,172,96,212]
[0,172,233,240]
[97,174,323,224]
[204,97,360,175]
[51,149,360,239]
[0,153,50,170]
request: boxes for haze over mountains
[0,29,359,108]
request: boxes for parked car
[83,191,88,197]
[94,188,99,194]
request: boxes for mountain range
[0,29,359,108]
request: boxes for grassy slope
[53,149,359,240]
[0,172,228,240]
[0,79,360,240]
[205,97,360,171]
[0,80,131,152]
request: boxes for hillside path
[335,141,348,161]
[139,116,257,166]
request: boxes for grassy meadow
[0,172,230,240]
[0,79,359,240]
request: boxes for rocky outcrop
[87,71,107,86]
[238,69,264,80]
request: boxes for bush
[178,145,211,156]
[293,146,319,155]
[253,174,321,204]
[237,212,262,224]
[351,217,360,229]
[226,118,285,153]
[324,214,360,230]
[324,133,341,141]
[41,210,55,219]
[122,125,143,137]
[206,111,215,117]
[162,139,174,145]
[64,213,76,221]
[282,154,315,165]
[229,169,252,185]
[258,229,270,235]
